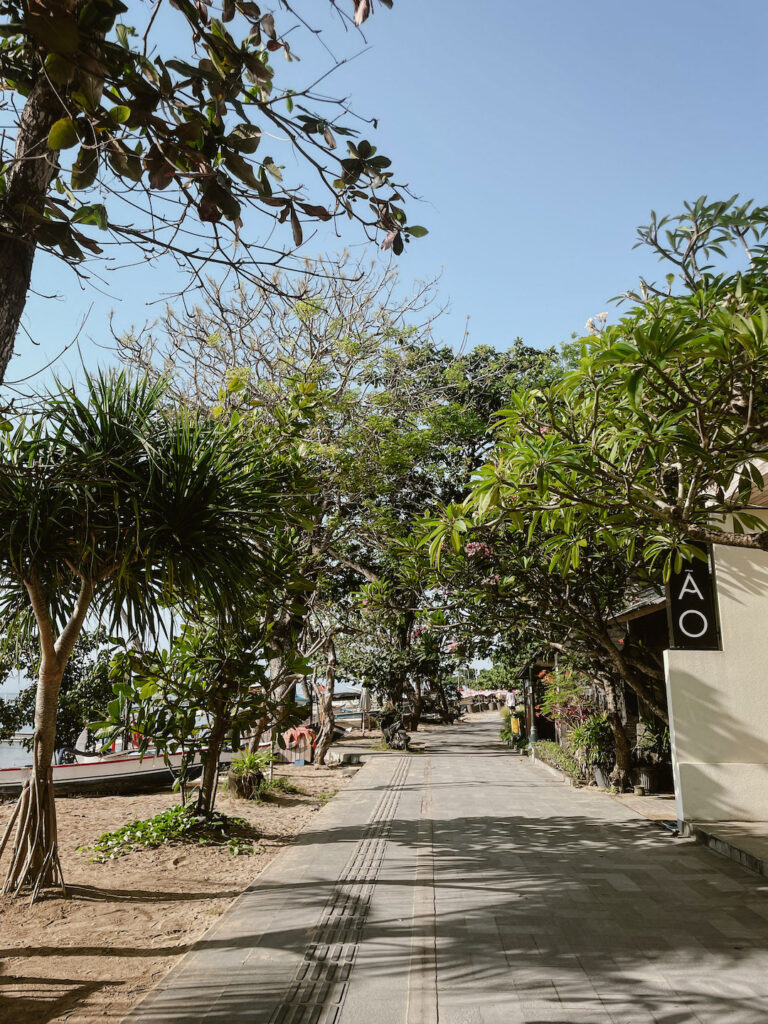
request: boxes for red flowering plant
[538,667,595,726]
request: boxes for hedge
[530,740,584,782]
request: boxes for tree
[121,258,446,738]
[0,370,299,895]
[474,662,521,691]
[122,263,560,743]
[0,0,422,380]
[423,504,666,787]
[471,197,768,579]
[102,612,304,814]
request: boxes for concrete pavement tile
[125,717,768,1024]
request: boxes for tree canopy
[468,197,768,579]
[0,0,422,380]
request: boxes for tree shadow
[62,883,245,903]
[11,717,768,1023]
[0,941,192,959]
[135,799,768,1020]
[0,976,114,1024]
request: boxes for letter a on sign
[666,545,721,651]
[678,572,704,600]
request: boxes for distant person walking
[359,686,372,735]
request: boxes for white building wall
[665,534,768,824]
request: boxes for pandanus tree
[0,370,294,895]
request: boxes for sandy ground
[0,763,355,1024]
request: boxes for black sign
[666,544,721,651]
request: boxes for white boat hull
[0,749,234,797]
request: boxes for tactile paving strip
[267,755,410,1024]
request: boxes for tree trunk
[602,677,633,790]
[381,613,412,738]
[598,636,669,725]
[0,661,66,896]
[196,699,227,816]
[314,643,336,767]
[248,611,300,752]
[435,685,454,724]
[410,680,423,731]
[1,575,93,896]
[0,75,64,382]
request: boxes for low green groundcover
[81,804,256,862]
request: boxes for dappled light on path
[122,716,768,1024]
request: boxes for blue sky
[8,0,768,387]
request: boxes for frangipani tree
[423,506,668,786]
[0,370,296,895]
[104,612,305,815]
[471,197,768,579]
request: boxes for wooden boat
[0,747,234,797]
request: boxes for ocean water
[0,673,32,769]
[0,741,31,769]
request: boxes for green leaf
[109,105,131,125]
[115,22,135,47]
[71,203,108,230]
[44,53,76,85]
[626,367,644,408]
[262,158,282,182]
[72,147,99,190]
[407,225,428,238]
[48,118,79,151]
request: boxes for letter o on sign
[678,609,709,639]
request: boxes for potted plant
[633,721,672,794]
[569,713,615,787]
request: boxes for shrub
[569,713,614,772]
[531,740,584,781]
[499,704,526,747]
[634,720,671,765]
[539,667,595,725]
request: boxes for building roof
[611,585,666,624]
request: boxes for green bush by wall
[531,740,585,782]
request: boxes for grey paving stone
[124,717,768,1024]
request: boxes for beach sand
[0,762,354,1024]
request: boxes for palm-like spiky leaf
[0,369,303,638]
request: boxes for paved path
[128,717,768,1024]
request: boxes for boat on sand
[0,746,234,797]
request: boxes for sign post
[666,545,722,651]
